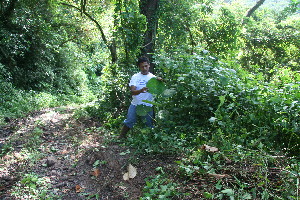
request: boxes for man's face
[139,62,150,75]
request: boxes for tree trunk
[139,0,160,73]
[245,0,266,18]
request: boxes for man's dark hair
[137,56,150,66]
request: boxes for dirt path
[0,107,175,199]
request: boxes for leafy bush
[239,2,300,75]
[210,67,300,155]
[92,63,136,127]
[126,127,188,155]
[176,143,299,199]
[152,52,299,155]
[154,52,241,127]
[141,167,186,199]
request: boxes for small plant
[141,167,187,199]
[24,128,43,148]
[11,173,56,199]
[0,143,12,157]
[93,160,107,168]
[126,127,186,155]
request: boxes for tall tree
[139,0,160,72]
[114,0,146,65]
[0,0,18,66]
[61,1,117,63]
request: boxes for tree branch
[245,0,266,18]
[61,2,117,63]
[61,3,108,45]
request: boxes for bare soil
[0,107,177,200]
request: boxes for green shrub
[126,127,188,155]
[92,63,135,127]
[141,167,187,199]
[152,53,299,155]
[176,142,299,200]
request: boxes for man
[119,56,161,138]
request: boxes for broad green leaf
[220,76,229,85]
[136,104,152,116]
[242,193,252,199]
[203,192,213,198]
[142,100,161,106]
[162,89,176,97]
[221,189,234,196]
[215,180,222,190]
[146,78,166,95]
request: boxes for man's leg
[120,105,136,138]
[119,125,130,138]
[145,107,154,128]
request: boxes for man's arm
[130,85,148,95]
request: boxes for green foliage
[176,142,299,199]
[241,17,300,74]
[126,127,188,155]
[136,105,152,117]
[114,0,146,62]
[157,0,198,53]
[152,52,299,156]
[0,0,100,96]
[197,6,242,58]
[154,52,239,127]
[235,0,300,75]
[211,67,300,155]
[146,78,166,95]
[92,63,134,128]
[275,0,300,22]
[0,79,91,120]
[12,173,56,199]
[0,143,13,158]
[141,167,186,199]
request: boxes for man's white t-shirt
[129,72,156,107]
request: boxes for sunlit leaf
[146,78,166,95]
[221,189,234,195]
[203,192,213,198]
[142,100,160,106]
[123,164,137,180]
[242,193,252,199]
[162,89,176,97]
[128,164,137,179]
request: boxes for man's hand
[156,77,163,81]
[140,87,148,93]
